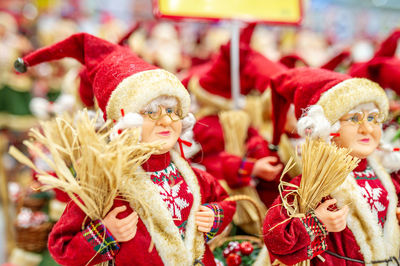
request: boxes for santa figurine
[14,32,235,266]
[182,24,286,234]
[264,67,400,264]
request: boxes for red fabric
[353,159,389,227]
[191,115,282,207]
[349,57,400,95]
[390,170,400,198]
[264,159,400,265]
[117,22,141,46]
[198,46,286,98]
[264,176,365,265]
[54,188,70,203]
[148,155,194,237]
[78,67,94,107]
[299,211,328,258]
[194,24,286,99]
[20,33,157,118]
[48,153,235,266]
[33,171,70,202]
[320,50,351,71]
[270,68,350,146]
[373,29,400,58]
[279,54,309,69]
[349,29,400,95]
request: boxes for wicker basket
[210,194,271,265]
[15,221,53,253]
[22,196,47,212]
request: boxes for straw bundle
[298,138,360,213]
[219,110,267,235]
[277,138,360,266]
[9,110,162,222]
[244,95,263,130]
[218,110,250,157]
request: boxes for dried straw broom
[9,111,162,265]
[277,138,360,266]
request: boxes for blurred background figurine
[13,32,236,266]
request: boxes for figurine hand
[251,156,283,181]
[396,207,400,224]
[195,205,214,233]
[314,199,349,232]
[103,205,138,242]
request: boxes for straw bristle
[244,95,263,129]
[274,139,360,266]
[298,138,360,213]
[219,110,250,157]
[9,110,162,221]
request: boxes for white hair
[374,125,400,173]
[297,105,339,142]
[298,103,400,172]
[110,95,201,158]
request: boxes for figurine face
[332,103,383,159]
[141,105,183,154]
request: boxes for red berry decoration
[226,253,242,266]
[228,241,240,253]
[239,241,254,256]
[223,248,231,258]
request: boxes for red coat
[263,156,400,265]
[48,151,236,266]
[192,115,281,207]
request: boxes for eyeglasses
[340,111,385,125]
[141,106,183,122]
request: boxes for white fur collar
[331,155,400,263]
[122,150,204,265]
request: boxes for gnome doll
[14,32,235,266]
[349,29,400,174]
[264,67,400,265]
[183,24,287,234]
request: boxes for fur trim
[30,97,50,119]
[188,76,246,111]
[123,150,204,265]
[331,155,400,263]
[53,94,75,114]
[253,246,271,266]
[317,78,389,124]
[106,69,190,121]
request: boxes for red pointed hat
[270,67,388,146]
[349,29,400,95]
[187,23,287,110]
[320,50,351,71]
[14,32,190,120]
[279,53,309,69]
[373,29,400,58]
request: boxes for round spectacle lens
[142,106,183,121]
[345,111,384,125]
[348,113,363,123]
[147,108,162,120]
[369,112,385,124]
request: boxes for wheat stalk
[275,138,360,266]
[9,110,162,221]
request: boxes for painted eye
[166,108,174,114]
[367,114,375,122]
[349,115,360,123]
[147,111,153,115]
